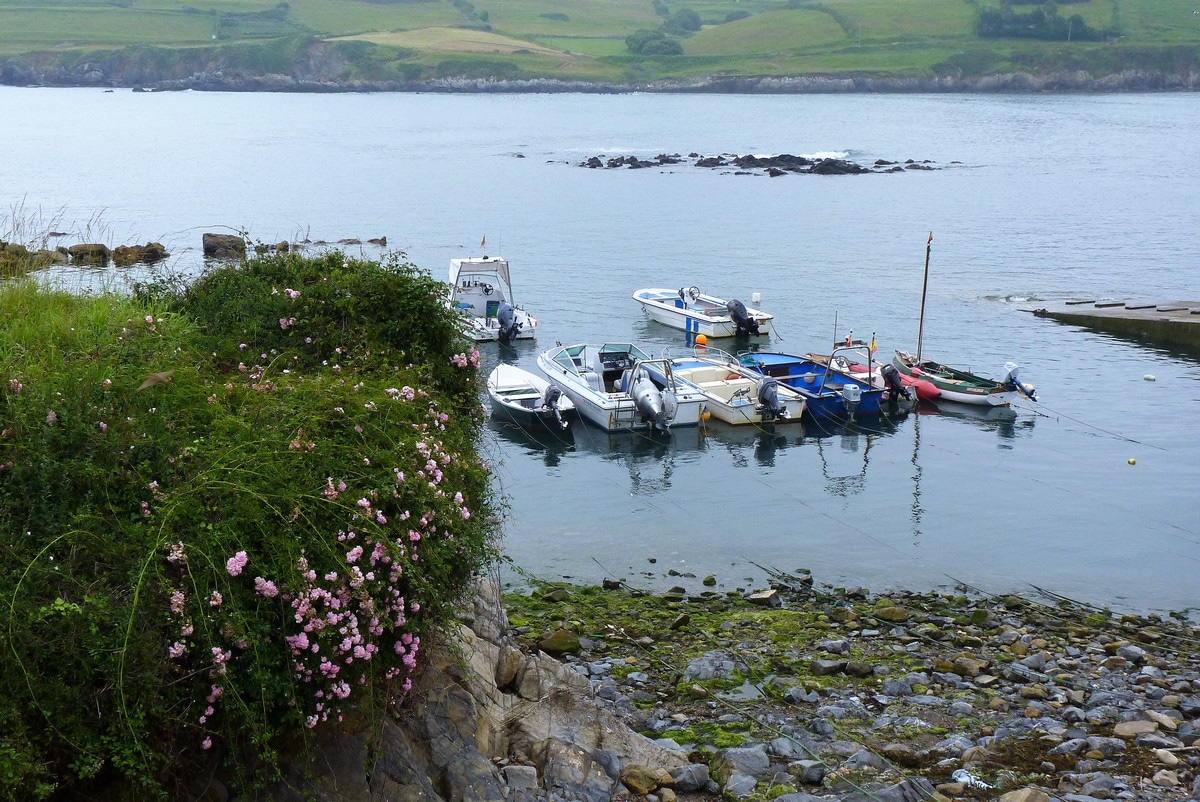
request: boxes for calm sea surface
[3,88,1199,615]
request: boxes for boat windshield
[448,258,512,292]
[551,344,588,374]
[599,343,651,361]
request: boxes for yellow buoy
[1128,458,1137,465]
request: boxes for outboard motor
[1001,361,1038,401]
[631,369,670,431]
[755,376,788,423]
[541,384,567,429]
[496,301,519,344]
[841,383,862,416]
[726,299,760,336]
[880,363,909,402]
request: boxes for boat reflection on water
[918,399,1036,444]
[568,426,704,496]
[487,417,576,467]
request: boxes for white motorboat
[449,256,537,343]
[665,347,806,425]
[486,363,575,429]
[632,286,772,338]
[536,342,706,432]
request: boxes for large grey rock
[709,745,770,783]
[68,243,111,264]
[668,763,710,792]
[531,738,616,802]
[841,778,938,802]
[202,232,246,258]
[266,579,687,801]
[682,651,737,681]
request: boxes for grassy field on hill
[0,0,1198,85]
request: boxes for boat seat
[582,370,604,393]
[617,368,632,393]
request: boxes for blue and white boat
[736,346,905,419]
[632,286,772,338]
[536,342,707,432]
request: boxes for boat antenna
[917,232,932,363]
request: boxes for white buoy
[751,291,761,305]
[1144,374,1156,381]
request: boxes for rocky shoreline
[262,572,1200,802]
[494,571,1200,801]
[3,58,1198,93]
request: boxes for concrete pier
[1029,300,1200,350]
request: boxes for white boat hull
[936,387,1022,406]
[487,364,574,429]
[537,342,706,432]
[632,288,772,338]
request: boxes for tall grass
[0,251,500,798]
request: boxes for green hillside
[1,0,1198,87]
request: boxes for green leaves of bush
[1,252,498,798]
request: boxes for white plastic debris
[951,769,992,789]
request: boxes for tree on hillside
[626,29,683,55]
[661,8,701,36]
[976,3,1108,41]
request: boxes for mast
[917,232,932,362]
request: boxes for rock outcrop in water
[580,152,941,175]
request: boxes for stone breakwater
[254,574,1200,802]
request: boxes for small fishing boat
[486,363,575,429]
[449,256,537,343]
[666,347,805,425]
[892,350,1035,406]
[632,287,772,338]
[536,342,707,432]
[897,233,1036,407]
[736,348,895,419]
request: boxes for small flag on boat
[480,236,486,247]
[927,232,933,244]
[869,335,877,353]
